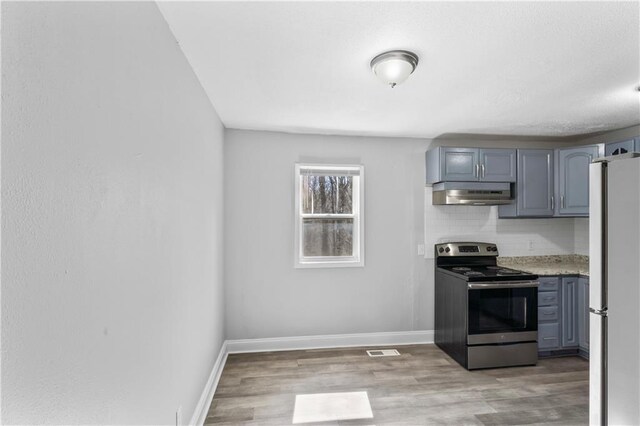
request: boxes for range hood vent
[432,182,512,206]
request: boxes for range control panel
[435,242,498,257]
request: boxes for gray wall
[224,130,431,338]
[223,129,582,340]
[2,3,225,423]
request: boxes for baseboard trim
[226,330,435,354]
[190,341,228,426]
[190,330,434,425]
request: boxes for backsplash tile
[424,187,586,258]
[574,218,589,255]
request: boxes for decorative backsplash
[424,187,588,258]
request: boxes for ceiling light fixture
[370,50,419,88]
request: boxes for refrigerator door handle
[590,307,608,317]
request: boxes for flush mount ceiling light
[370,50,419,88]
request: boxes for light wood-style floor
[205,344,588,425]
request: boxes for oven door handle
[468,281,539,289]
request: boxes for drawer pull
[543,297,555,301]
[543,312,555,315]
[543,337,557,340]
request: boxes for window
[294,164,364,268]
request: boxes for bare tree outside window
[295,165,363,267]
[301,175,354,256]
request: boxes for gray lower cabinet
[556,146,599,216]
[538,277,560,350]
[578,277,590,354]
[561,277,579,347]
[538,275,589,358]
[605,138,635,156]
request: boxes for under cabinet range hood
[432,182,512,205]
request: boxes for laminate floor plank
[206,344,588,425]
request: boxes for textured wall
[2,2,225,424]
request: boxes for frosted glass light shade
[370,50,419,88]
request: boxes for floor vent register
[366,349,400,357]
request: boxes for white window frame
[294,163,365,268]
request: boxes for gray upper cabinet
[440,148,478,181]
[425,147,516,184]
[479,149,516,182]
[605,138,635,156]
[516,149,555,217]
[562,277,579,348]
[557,145,598,216]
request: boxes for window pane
[337,176,353,214]
[301,175,313,214]
[303,219,353,257]
[301,175,353,214]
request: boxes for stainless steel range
[434,242,539,370]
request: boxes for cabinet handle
[551,196,555,210]
[475,164,479,178]
[543,337,557,340]
[561,195,565,209]
[481,164,485,178]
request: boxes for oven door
[467,281,538,345]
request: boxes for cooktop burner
[438,265,537,281]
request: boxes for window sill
[295,258,364,269]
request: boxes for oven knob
[486,246,491,251]
[445,247,450,253]
[438,247,444,253]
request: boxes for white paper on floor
[292,390,374,424]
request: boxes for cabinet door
[517,149,554,216]
[557,146,598,216]
[440,148,479,181]
[605,139,635,156]
[562,277,579,348]
[539,323,561,350]
[479,149,516,182]
[578,277,590,351]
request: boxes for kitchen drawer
[538,277,559,292]
[538,306,559,322]
[538,323,560,349]
[538,291,558,307]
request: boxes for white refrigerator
[589,153,640,425]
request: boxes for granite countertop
[497,254,589,277]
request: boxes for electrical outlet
[417,244,425,256]
[176,406,182,426]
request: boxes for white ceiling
[158,1,640,139]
